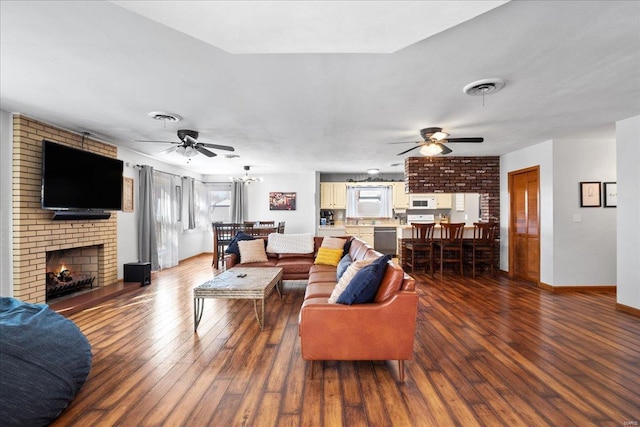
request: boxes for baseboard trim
[616,303,640,318]
[538,282,616,293]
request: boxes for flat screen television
[41,140,124,211]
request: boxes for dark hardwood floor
[51,254,640,426]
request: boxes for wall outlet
[573,214,582,222]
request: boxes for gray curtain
[230,181,244,223]
[138,165,159,271]
[182,177,196,230]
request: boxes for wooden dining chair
[433,222,465,278]
[465,222,498,278]
[277,221,285,233]
[404,223,436,276]
[212,222,239,267]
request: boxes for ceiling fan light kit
[393,126,483,157]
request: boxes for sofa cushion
[276,257,314,276]
[327,258,374,304]
[304,283,336,300]
[267,233,314,254]
[314,247,344,266]
[336,254,352,280]
[321,236,347,250]
[238,239,269,264]
[226,231,255,259]
[336,255,390,305]
[308,270,339,286]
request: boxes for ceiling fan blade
[397,144,423,156]
[135,139,180,144]
[387,141,422,145]
[444,137,484,143]
[200,142,235,152]
[438,143,453,155]
[159,146,178,155]
[195,145,217,157]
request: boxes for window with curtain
[205,182,232,225]
[153,171,180,269]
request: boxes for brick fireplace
[12,115,118,303]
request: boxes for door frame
[508,165,541,283]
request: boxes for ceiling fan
[136,129,235,158]
[392,127,483,156]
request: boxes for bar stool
[465,222,498,278]
[404,223,436,276]
[433,223,465,278]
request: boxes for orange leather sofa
[298,237,418,381]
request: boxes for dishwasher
[374,227,397,257]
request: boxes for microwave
[409,194,437,209]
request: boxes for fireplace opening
[46,246,100,301]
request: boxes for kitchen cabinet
[320,183,347,209]
[393,182,410,209]
[435,193,452,209]
[344,226,375,247]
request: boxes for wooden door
[509,166,540,283]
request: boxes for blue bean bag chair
[0,297,92,426]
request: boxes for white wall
[0,110,13,296]
[116,147,211,279]
[500,140,554,284]
[244,173,317,234]
[501,137,618,287]
[552,139,617,285]
[616,115,640,310]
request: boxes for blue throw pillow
[226,231,255,259]
[336,255,390,305]
[336,254,353,280]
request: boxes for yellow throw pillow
[314,247,344,266]
[238,239,268,264]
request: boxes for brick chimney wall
[12,115,118,303]
[405,156,500,221]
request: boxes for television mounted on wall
[41,140,124,215]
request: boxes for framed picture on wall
[269,192,296,210]
[122,177,134,212]
[580,181,601,207]
[603,182,617,207]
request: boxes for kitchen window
[346,185,392,218]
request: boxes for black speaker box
[124,262,151,286]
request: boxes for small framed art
[269,192,296,210]
[603,182,617,208]
[580,181,601,207]
[122,177,134,212]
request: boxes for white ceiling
[1,1,639,176]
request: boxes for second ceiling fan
[393,127,483,156]
[137,129,235,158]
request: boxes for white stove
[407,214,435,223]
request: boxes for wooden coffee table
[193,267,283,331]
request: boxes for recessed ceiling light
[148,111,182,122]
[225,154,240,159]
[367,168,379,175]
[389,162,402,167]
